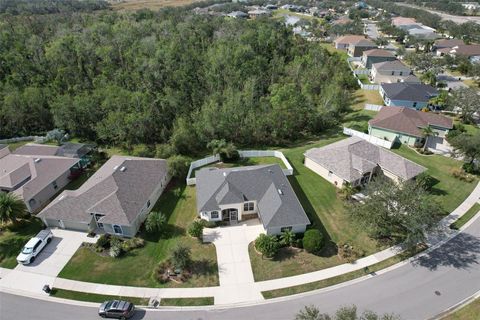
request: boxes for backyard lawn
[58,183,219,288]
[249,133,382,281]
[0,218,44,268]
[191,156,286,178]
[393,145,479,213]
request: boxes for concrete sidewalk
[1,182,479,306]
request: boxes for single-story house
[406,26,437,40]
[304,137,426,188]
[0,145,81,213]
[448,45,480,64]
[391,17,418,29]
[227,11,249,19]
[248,9,271,19]
[434,39,465,56]
[14,142,94,168]
[196,164,310,235]
[347,38,377,57]
[334,34,366,50]
[380,82,438,110]
[370,60,419,84]
[368,106,453,147]
[37,156,169,237]
[361,49,396,69]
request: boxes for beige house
[304,137,426,188]
[0,144,80,213]
[38,156,169,237]
[334,34,366,50]
[370,60,419,84]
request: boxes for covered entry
[222,208,238,222]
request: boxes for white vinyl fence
[0,135,46,144]
[357,80,380,90]
[364,104,383,111]
[354,69,369,75]
[186,150,293,185]
[343,127,394,149]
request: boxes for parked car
[16,229,53,265]
[98,300,135,319]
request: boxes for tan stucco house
[0,144,81,213]
[304,137,426,188]
[195,164,310,235]
[37,156,169,237]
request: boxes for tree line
[0,0,109,15]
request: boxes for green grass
[192,156,286,178]
[50,288,149,305]
[59,182,219,288]
[442,298,480,320]
[262,246,425,299]
[450,203,480,230]
[392,145,479,213]
[6,140,30,151]
[357,74,372,85]
[0,218,44,268]
[319,43,349,59]
[159,297,214,306]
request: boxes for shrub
[293,238,303,249]
[255,234,280,258]
[415,172,436,191]
[155,143,175,159]
[167,155,192,179]
[188,220,204,238]
[463,163,479,174]
[96,234,111,249]
[451,168,475,182]
[131,144,155,157]
[109,243,122,258]
[303,229,324,253]
[280,230,295,247]
[155,260,172,284]
[122,237,145,252]
[203,220,217,228]
[338,243,364,263]
[171,245,191,270]
[145,211,167,233]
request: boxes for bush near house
[303,229,324,253]
[187,220,204,239]
[255,234,280,258]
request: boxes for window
[113,225,122,235]
[244,202,254,211]
[210,211,219,219]
[391,71,395,75]
[399,72,403,76]
[281,226,292,233]
[52,180,58,189]
[147,200,151,208]
[413,102,417,108]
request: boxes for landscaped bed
[50,288,149,305]
[58,183,219,288]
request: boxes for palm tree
[145,211,167,233]
[0,193,27,224]
[421,126,439,152]
[280,229,295,247]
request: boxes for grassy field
[109,0,203,11]
[442,298,480,320]
[450,203,480,230]
[357,74,372,85]
[191,156,286,178]
[342,89,382,132]
[262,246,425,299]
[319,43,349,59]
[50,288,149,305]
[159,297,214,306]
[393,145,479,213]
[0,218,44,268]
[59,183,219,288]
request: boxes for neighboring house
[37,156,169,237]
[14,142,94,168]
[196,164,310,235]
[448,45,480,64]
[368,106,453,147]
[361,49,396,69]
[0,145,81,213]
[334,34,366,50]
[304,137,426,188]
[391,17,418,29]
[227,11,249,19]
[370,60,419,84]
[347,39,377,57]
[380,82,438,110]
[405,26,437,40]
[248,9,271,19]
[434,39,465,56]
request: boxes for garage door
[45,219,61,228]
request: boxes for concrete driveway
[203,219,264,305]
[0,229,96,295]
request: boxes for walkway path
[1,183,479,306]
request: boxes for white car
[16,229,53,265]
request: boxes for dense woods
[0,5,357,155]
[0,0,109,15]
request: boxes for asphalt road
[396,3,480,25]
[2,215,480,320]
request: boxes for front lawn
[0,218,44,268]
[192,156,286,178]
[249,133,383,281]
[443,298,480,320]
[450,203,480,230]
[159,297,214,306]
[393,145,478,213]
[50,288,149,305]
[58,183,219,288]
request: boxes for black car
[98,300,135,319]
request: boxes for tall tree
[446,88,480,124]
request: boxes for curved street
[2,207,480,320]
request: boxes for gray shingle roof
[304,137,426,182]
[196,165,310,229]
[14,143,93,158]
[381,82,438,103]
[37,156,168,225]
[372,60,411,72]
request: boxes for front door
[230,210,238,221]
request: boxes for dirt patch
[109,0,204,11]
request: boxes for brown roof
[14,144,60,156]
[363,49,395,57]
[369,106,453,138]
[451,45,480,57]
[334,35,365,45]
[434,39,465,49]
[391,17,417,26]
